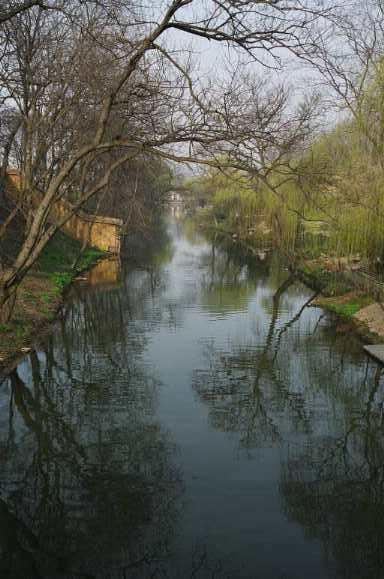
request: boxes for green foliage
[37,230,80,273]
[327,302,362,318]
[14,322,27,339]
[0,230,107,364]
[189,166,299,251]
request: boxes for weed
[50,272,73,290]
[15,325,26,339]
[41,292,53,304]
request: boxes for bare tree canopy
[0,0,346,321]
[0,0,52,24]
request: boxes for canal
[0,217,383,579]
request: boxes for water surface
[0,218,384,579]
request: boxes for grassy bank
[0,231,105,371]
[297,263,384,341]
[193,215,384,341]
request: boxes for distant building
[168,191,184,204]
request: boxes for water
[0,218,384,579]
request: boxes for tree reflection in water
[2,219,384,578]
[193,275,316,447]
[0,239,238,579]
[193,272,384,577]
[280,365,384,579]
[0,281,183,579]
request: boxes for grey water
[0,217,384,579]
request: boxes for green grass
[37,230,105,274]
[322,295,373,318]
[37,231,81,273]
[0,231,107,367]
[327,302,362,317]
[40,233,107,307]
[297,263,356,297]
[77,247,105,271]
[37,230,105,291]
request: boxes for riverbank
[271,254,384,342]
[294,259,384,342]
[0,231,105,373]
[193,218,384,343]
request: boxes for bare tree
[0,1,49,25]
[0,0,336,321]
[307,0,384,150]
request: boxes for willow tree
[0,0,336,322]
[277,0,384,258]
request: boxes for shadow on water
[1,216,384,578]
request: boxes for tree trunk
[0,280,17,325]
[1,118,22,179]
